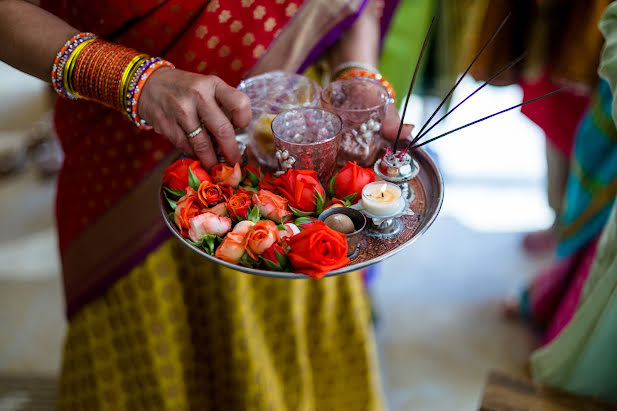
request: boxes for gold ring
[186,126,203,139]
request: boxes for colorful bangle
[51,32,174,129]
[337,68,396,102]
[331,61,380,82]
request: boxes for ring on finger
[186,125,203,139]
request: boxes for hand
[380,102,414,147]
[137,68,252,170]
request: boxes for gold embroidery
[195,25,208,39]
[253,45,265,58]
[197,61,207,72]
[253,5,266,19]
[231,59,243,71]
[242,33,255,46]
[264,17,276,32]
[219,46,231,58]
[286,3,298,17]
[219,10,231,23]
[241,0,255,6]
[206,0,219,12]
[230,20,243,33]
[208,36,220,49]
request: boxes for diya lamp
[353,181,410,239]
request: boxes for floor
[0,62,552,410]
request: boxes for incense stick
[413,52,527,143]
[408,12,512,149]
[392,16,436,152]
[408,88,566,151]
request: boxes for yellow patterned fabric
[58,238,385,410]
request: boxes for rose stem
[412,52,526,145]
[408,88,566,151]
[407,12,511,150]
[391,16,436,153]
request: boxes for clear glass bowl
[238,71,321,169]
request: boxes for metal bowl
[159,147,443,278]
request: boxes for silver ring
[186,126,203,139]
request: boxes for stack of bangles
[51,32,174,129]
[331,61,396,103]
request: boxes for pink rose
[246,220,280,259]
[278,223,300,240]
[252,189,291,223]
[204,203,228,216]
[188,212,232,242]
[211,163,242,188]
[232,220,255,236]
[214,232,246,264]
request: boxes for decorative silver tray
[159,147,443,278]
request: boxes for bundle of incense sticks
[390,13,564,158]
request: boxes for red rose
[287,222,349,279]
[330,161,375,204]
[261,243,290,271]
[197,181,222,207]
[217,183,235,202]
[258,172,276,191]
[163,158,210,191]
[211,163,242,187]
[294,217,318,230]
[237,186,258,199]
[173,187,202,236]
[227,193,251,221]
[274,169,325,213]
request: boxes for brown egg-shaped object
[324,213,356,234]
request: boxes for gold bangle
[119,54,148,111]
[63,38,96,97]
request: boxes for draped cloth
[41,1,393,409]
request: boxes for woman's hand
[381,102,414,145]
[138,68,252,170]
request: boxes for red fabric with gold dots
[42,0,304,251]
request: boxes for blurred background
[0,55,551,409]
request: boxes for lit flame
[380,183,387,197]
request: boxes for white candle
[361,182,404,216]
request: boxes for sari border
[61,151,178,318]
[247,0,365,76]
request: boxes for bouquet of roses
[162,158,375,278]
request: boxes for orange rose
[188,212,232,243]
[252,189,291,223]
[197,181,222,207]
[232,220,255,236]
[274,169,325,213]
[227,193,251,221]
[218,183,235,202]
[246,220,280,259]
[173,187,202,236]
[287,222,349,279]
[211,163,242,187]
[215,232,247,264]
[163,158,210,191]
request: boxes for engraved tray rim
[159,147,443,278]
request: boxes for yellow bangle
[63,38,96,97]
[120,54,148,111]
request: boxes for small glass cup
[320,78,390,167]
[237,71,321,169]
[271,107,342,185]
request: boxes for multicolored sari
[40,1,398,409]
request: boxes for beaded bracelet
[337,68,396,102]
[52,32,174,130]
[331,61,380,82]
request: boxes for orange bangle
[337,68,396,102]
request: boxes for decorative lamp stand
[374,150,420,203]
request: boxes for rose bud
[252,190,291,223]
[197,181,222,207]
[246,220,280,259]
[163,158,210,191]
[232,220,255,236]
[188,212,232,243]
[261,243,290,271]
[211,163,242,188]
[278,223,300,240]
[329,161,375,204]
[173,187,202,236]
[217,183,235,202]
[274,169,325,213]
[227,193,251,221]
[214,232,247,264]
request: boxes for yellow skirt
[58,238,385,410]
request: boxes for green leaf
[163,191,178,210]
[186,238,203,247]
[163,186,186,198]
[294,217,314,229]
[247,206,261,223]
[168,211,179,230]
[341,193,357,204]
[289,206,314,217]
[204,234,216,255]
[188,167,201,191]
[247,169,260,187]
[239,253,259,268]
[240,185,258,193]
[312,188,326,215]
[328,174,337,197]
[276,223,286,231]
[274,249,289,268]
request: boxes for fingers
[174,107,219,169]
[214,79,252,129]
[381,103,415,142]
[197,97,241,166]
